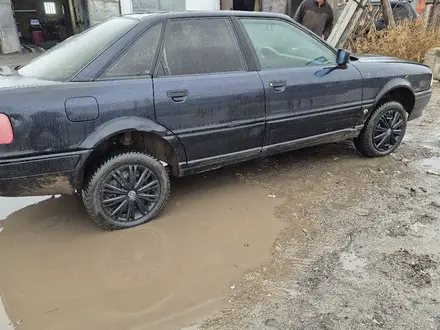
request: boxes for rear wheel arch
[77,129,182,189]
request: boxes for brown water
[0,172,283,330]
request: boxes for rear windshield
[18,18,139,81]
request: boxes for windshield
[18,17,139,81]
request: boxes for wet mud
[0,173,283,330]
[0,84,439,330]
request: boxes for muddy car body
[0,11,433,230]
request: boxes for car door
[152,17,266,172]
[238,17,363,155]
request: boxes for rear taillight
[0,114,13,144]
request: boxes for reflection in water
[0,196,59,328]
[0,296,12,329]
[0,171,283,330]
[0,196,54,221]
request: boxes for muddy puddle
[0,171,284,330]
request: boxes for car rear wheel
[354,101,407,157]
[82,152,170,230]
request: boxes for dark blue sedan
[0,11,433,230]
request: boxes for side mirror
[336,49,350,66]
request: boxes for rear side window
[103,23,163,78]
[18,17,139,81]
[157,18,245,76]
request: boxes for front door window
[239,18,336,70]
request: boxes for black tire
[354,101,407,157]
[82,152,170,230]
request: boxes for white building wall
[120,0,219,14]
[0,0,20,54]
[185,0,220,10]
[88,0,121,26]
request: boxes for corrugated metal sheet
[131,0,185,12]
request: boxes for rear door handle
[167,89,189,102]
[269,80,286,93]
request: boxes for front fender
[374,78,414,104]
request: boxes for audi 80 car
[0,11,433,230]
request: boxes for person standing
[293,0,334,40]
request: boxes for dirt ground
[0,84,439,330]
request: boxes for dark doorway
[233,0,255,11]
[11,0,76,48]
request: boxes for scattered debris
[355,209,370,217]
[427,170,440,176]
[387,222,410,237]
[372,316,384,327]
[378,249,438,287]
[417,213,437,224]
[44,308,58,313]
[431,201,440,209]
[419,187,428,193]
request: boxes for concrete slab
[0,48,42,68]
[424,47,440,81]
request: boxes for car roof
[338,0,412,5]
[123,10,289,21]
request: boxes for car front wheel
[82,152,170,230]
[354,101,408,157]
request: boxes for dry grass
[348,20,440,63]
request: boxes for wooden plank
[428,0,440,28]
[380,0,395,26]
[327,0,371,48]
[327,0,360,47]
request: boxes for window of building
[44,2,57,15]
[157,18,245,76]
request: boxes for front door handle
[167,89,189,102]
[269,80,286,93]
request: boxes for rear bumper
[0,150,90,197]
[409,89,432,121]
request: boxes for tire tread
[82,151,170,230]
[354,101,407,157]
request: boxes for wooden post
[428,0,439,27]
[327,0,369,48]
[380,0,396,27]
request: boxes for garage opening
[11,0,82,49]
[233,0,257,11]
